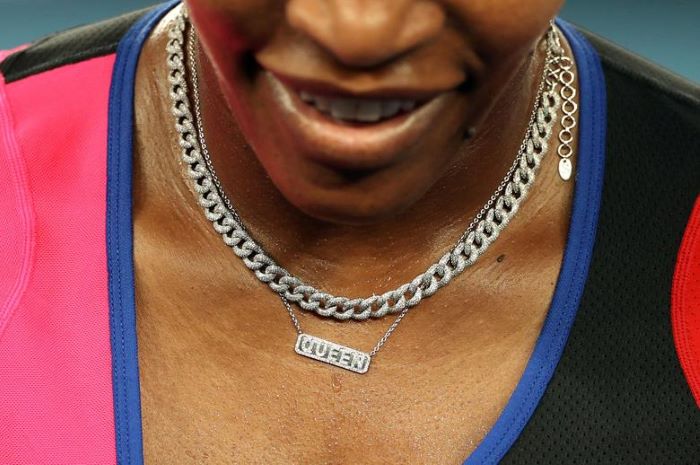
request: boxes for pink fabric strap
[0,55,117,464]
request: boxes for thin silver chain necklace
[166,8,577,373]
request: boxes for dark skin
[133,1,577,463]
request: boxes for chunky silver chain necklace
[166,8,576,373]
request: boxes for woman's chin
[270,168,431,225]
[288,199,418,226]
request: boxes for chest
[129,32,575,461]
[132,219,567,464]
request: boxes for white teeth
[400,100,416,112]
[381,100,402,118]
[298,91,418,123]
[300,91,313,103]
[356,100,382,122]
[315,96,330,112]
[330,99,357,120]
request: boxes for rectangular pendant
[294,333,371,374]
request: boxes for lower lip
[263,72,455,172]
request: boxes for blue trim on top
[462,19,608,464]
[106,2,180,465]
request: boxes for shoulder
[572,27,700,407]
[0,7,157,331]
[580,28,699,111]
[0,7,157,178]
[0,5,159,212]
[575,26,699,160]
[571,26,699,189]
[0,6,157,190]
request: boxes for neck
[168,35,545,297]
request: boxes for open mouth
[261,70,459,172]
[297,91,424,124]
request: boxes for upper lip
[270,69,455,102]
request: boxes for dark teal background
[0,0,698,82]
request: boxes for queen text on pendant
[295,333,371,374]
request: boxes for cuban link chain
[166,9,577,372]
[166,9,572,323]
